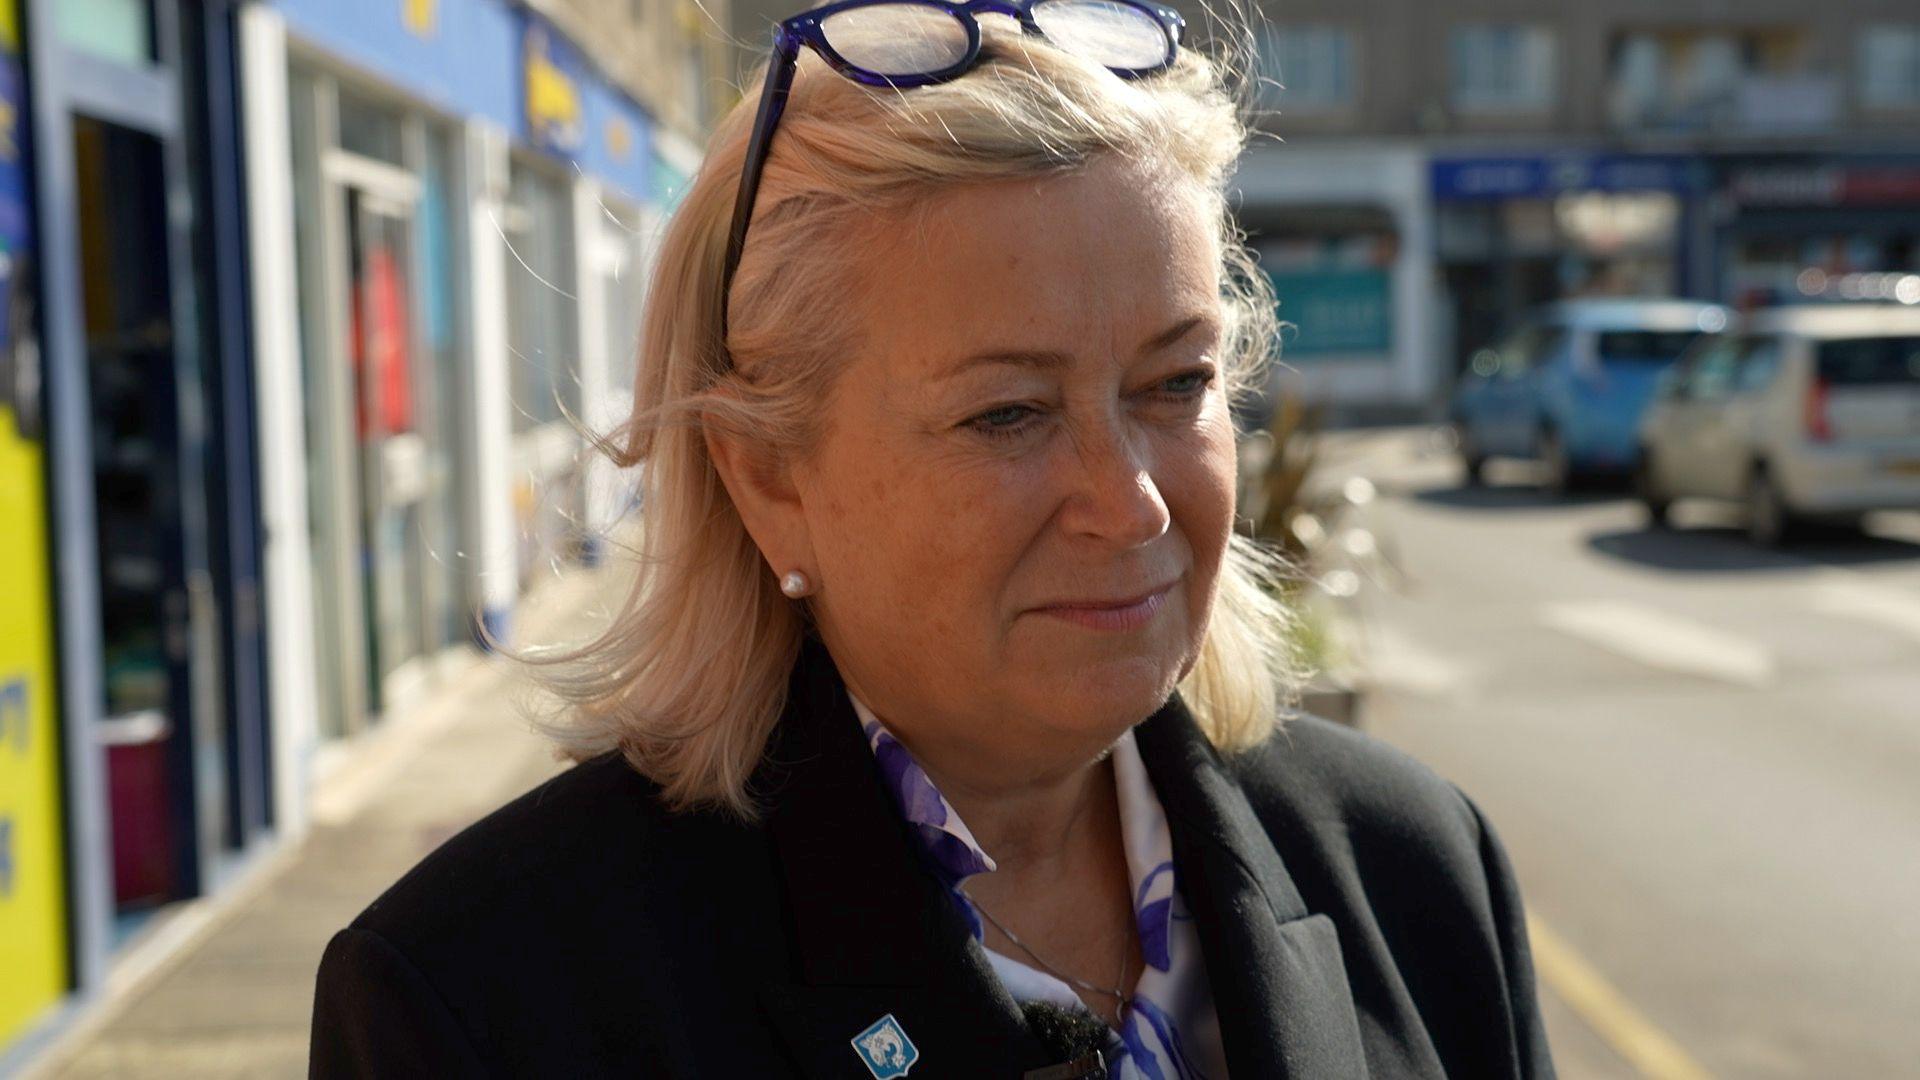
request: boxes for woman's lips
[1031,582,1176,632]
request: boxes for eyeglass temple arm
[722,26,804,306]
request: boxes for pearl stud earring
[780,571,811,598]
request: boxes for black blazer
[310,638,1556,1078]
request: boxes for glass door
[73,113,225,928]
[343,187,440,707]
[292,76,467,741]
[307,145,457,731]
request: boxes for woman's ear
[705,422,813,579]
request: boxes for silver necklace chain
[963,889,1132,1005]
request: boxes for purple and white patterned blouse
[851,695,1230,1080]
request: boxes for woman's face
[777,156,1236,772]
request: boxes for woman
[310,2,1555,1076]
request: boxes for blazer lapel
[757,637,1051,1079]
[1135,698,1371,1080]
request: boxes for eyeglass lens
[1030,0,1171,70]
[817,0,1171,79]
[819,5,971,75]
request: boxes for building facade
[5,0,274,1063]
[1241,0,1920,416]
[0,0,721,1067]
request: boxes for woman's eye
[1156,366,1216,397]
[965,403,1041,438]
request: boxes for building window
[57,0,155,65]
[1248,207,1399,364]
[1860,25,1920,108]
[1256,25,1355,113]
[1450,24,1557,113]
[1608,28,1826,132]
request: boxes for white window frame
[1450,24,1558,115]
[1255,24,1357,114]
[1858,25,1920,109]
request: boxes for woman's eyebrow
[1143,314,1209,354]
[937,314,1214,380]
[938,348,1073,379]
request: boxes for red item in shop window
[350,246,416,437]
[108,738,177,906]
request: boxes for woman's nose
[1057,421,1171,549]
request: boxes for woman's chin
[1015,650,1189,738]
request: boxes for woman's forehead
[854,159,1221,367]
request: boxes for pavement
[23,572,594,1080]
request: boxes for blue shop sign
[519,13,654,204]
[273,0,657,207]
[274,0,519,130]
[1432,154,1703,201]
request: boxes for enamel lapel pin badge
[851,1013,919,1079]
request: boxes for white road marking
[1357,623,1474,700]
[1809,577,1920,647]
[1540,600,1776,687]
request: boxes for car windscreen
[1816,337,1920,385]
[1597,330,1702,365]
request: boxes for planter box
[1298,685,1363,728]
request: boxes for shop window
[337,89,407,166]
[504,160,582,586]
[1255,25,1355,114]
[57,0,154,66]
[504,164,578,435]
[597,209,651,410]
[1449,24,1556,114]
[1859,25,1920,109]
[1248,206,1398,364]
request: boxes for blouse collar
[849,694,1178,974]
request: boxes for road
[1318,429,1920,1079]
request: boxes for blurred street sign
[1432,154,1706,202]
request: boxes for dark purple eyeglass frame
[720,0,1186,337]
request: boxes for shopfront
[1713,157,1920,308]
[512,14,659,575]
[0,0,67,1052]
[5,0,270,1063]
[242,0,666,768]
[1232,143,1434,417]
[284,64,471,738]
[1429,152,1710,377]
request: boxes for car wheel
[1455,423,1487,487]
[1539,428,1572,497]
[1634,449,1671,528]
[1746,467,1794,548]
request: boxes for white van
[1636,304,1920,546]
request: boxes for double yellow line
[1527,914,1715,1080]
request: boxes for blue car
[1450,299,1730,492]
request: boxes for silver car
[1636,304,1920,546]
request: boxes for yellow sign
[605,116,632,164]
[0,387,68,1048]
[403,0,437,37]
[523,24,584,153]
[0,0,66,1042]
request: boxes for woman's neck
[926,747,1118,876]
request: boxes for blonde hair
[535,21,1299,819]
